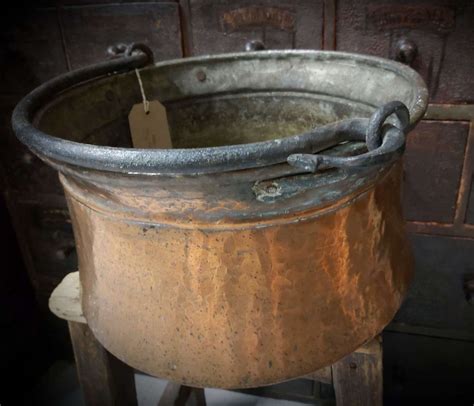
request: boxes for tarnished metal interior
[37,52,422,149]
[15,51,428,388]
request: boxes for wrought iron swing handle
[13,43,152,139]
[287,101,410,173]
[13,43,413,176]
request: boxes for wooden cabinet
[60,3,182,69]
[179,0,325,55]
[1,1,473,401]
[335,0,474,103]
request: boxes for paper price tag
[128,100,172,149]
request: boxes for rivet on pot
[196,70,206,82]
[252,181,283,202]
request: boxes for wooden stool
[50,272,383,406]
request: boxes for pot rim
[12,50,428,175]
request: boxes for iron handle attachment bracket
[107,42,154,64]
[287,101,410,173]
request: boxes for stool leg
[68,321,138,406]
[332,338,383,406]
[190,388,206,406]
[158,382,206,406]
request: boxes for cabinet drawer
[402,120,469,223]
[181,0,324,55]
[60,3,182,69]
[393,234,474,337]
[336,0,474,103]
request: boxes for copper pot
[12,47,428,388]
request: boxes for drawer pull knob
[395,38,417,65]
[244,40,265,52]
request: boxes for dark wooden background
[1,1,473,404]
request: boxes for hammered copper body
[13,50,427,388]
